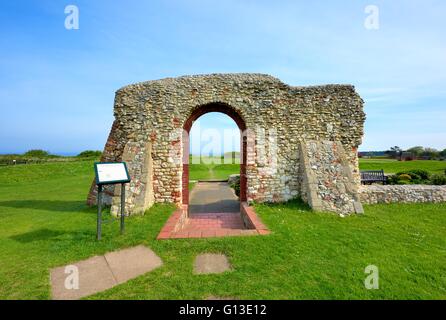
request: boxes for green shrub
[430,174,446,185]
[396,171,419,180]
[229,176,240,197]
[23,149,50,158]
[389,170,446,186]
[406,169,430,180]
[233,182,240,197]
[387,175,399,185]
[388,169,435,185]
[77,150,102,158]
[398,174,412,181]
[392,170,431,184]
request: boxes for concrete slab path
[104,245,163,284]
[189,182,240,214]
[50,255,116,300]
[194,253,232,274]
[50,245,162,300]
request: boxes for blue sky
[190,113,241,155]
[0,0,445,154]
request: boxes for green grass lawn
[0,161,445,299]
[189,156,240,181]
[359,159,446,174]
[189,158,446,181]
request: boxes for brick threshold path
[171,212,258,239]
[157,182,269,239]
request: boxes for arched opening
[157,102,268,239]
[182,103,247,210]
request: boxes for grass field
[0,160,445,299]
[189,156,239,181]
[188,157,446,181]
[359,159,446,174]
[189,163,239,180]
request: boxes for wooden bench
[360,170,387,185]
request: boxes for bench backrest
[360,170,385,180]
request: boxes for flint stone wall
[359,185,446,204]
[299,140,363,214]
[87,73,365,215]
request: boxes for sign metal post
[94,162,131,241]
[120,183,125,234]
[97,184,103,240]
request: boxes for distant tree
[440,149,446,158]
[77,150,102,158]
[406,146,424,158]
[423,148,439,159]
[387,146,402,159]
[23,149,50,158]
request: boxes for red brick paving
[183,212,245,231]
[157,203,271,240]
[157,210,270,240]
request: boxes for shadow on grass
[0,200,94,213]
[9,228,95,243]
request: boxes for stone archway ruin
[87,73,366,215]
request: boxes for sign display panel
[94,162,130,185]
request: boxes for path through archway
[182,103,247,208]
